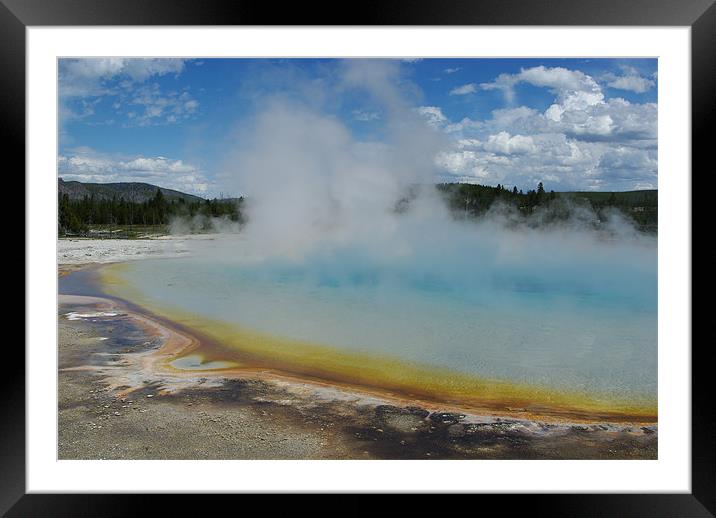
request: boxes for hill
[58,178,205,203]
[58,179,244,236]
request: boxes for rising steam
[193,59,656,304]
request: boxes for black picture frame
[6,0,709,514]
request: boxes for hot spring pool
[99,236,657,419]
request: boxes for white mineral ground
[57,234,219,265]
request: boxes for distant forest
[58,181,657,237]
[58,187,244,235]
[436,182,657,233]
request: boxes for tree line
[59,188,244,235]
[437,181,557,217]
[437,181,657,232]
[59,182,657,236]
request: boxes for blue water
[110,235,657,401]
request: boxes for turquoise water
[109,233,657,403]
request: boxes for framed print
[7,0,710,513]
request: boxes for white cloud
[483,132,536,155]
[444,67,461,74]
[449,83,477,95]
[435,130,656,191]
[125,84,200,126]
[435,150,490,181]
[518,66,601,97]
[489,106,541,131]
[59,58,196,128]
[601,98,657,140]
[58,148,212,196]
[481,65,604,110]
[483,66,601,97]
[476,67,656,142]
[604,67,656,93]
[424,64,657,191]
[59,58,187,98]
[415,106,448,129]
[476,66,655,145]
[553,108,614,137]
[597,146,657,173]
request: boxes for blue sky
[58,58,657,197]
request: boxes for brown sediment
[58,309,658,460]
[63,263,657,426]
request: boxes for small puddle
[169,354,240,371]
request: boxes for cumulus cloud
[449,83,477,95]
[597,146,658,174]
[483,132,536,155]
[607,75,654,93]
[58,148,211,196]
[422,65,657,191]
[479,99,656,143]
[435,129,656,191]
[470,66,656,141]
[415,106,448,128]
[435,150,490,183]
[604,67,656,93]
[444,67,461,74]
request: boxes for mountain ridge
[58,178,206,203]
